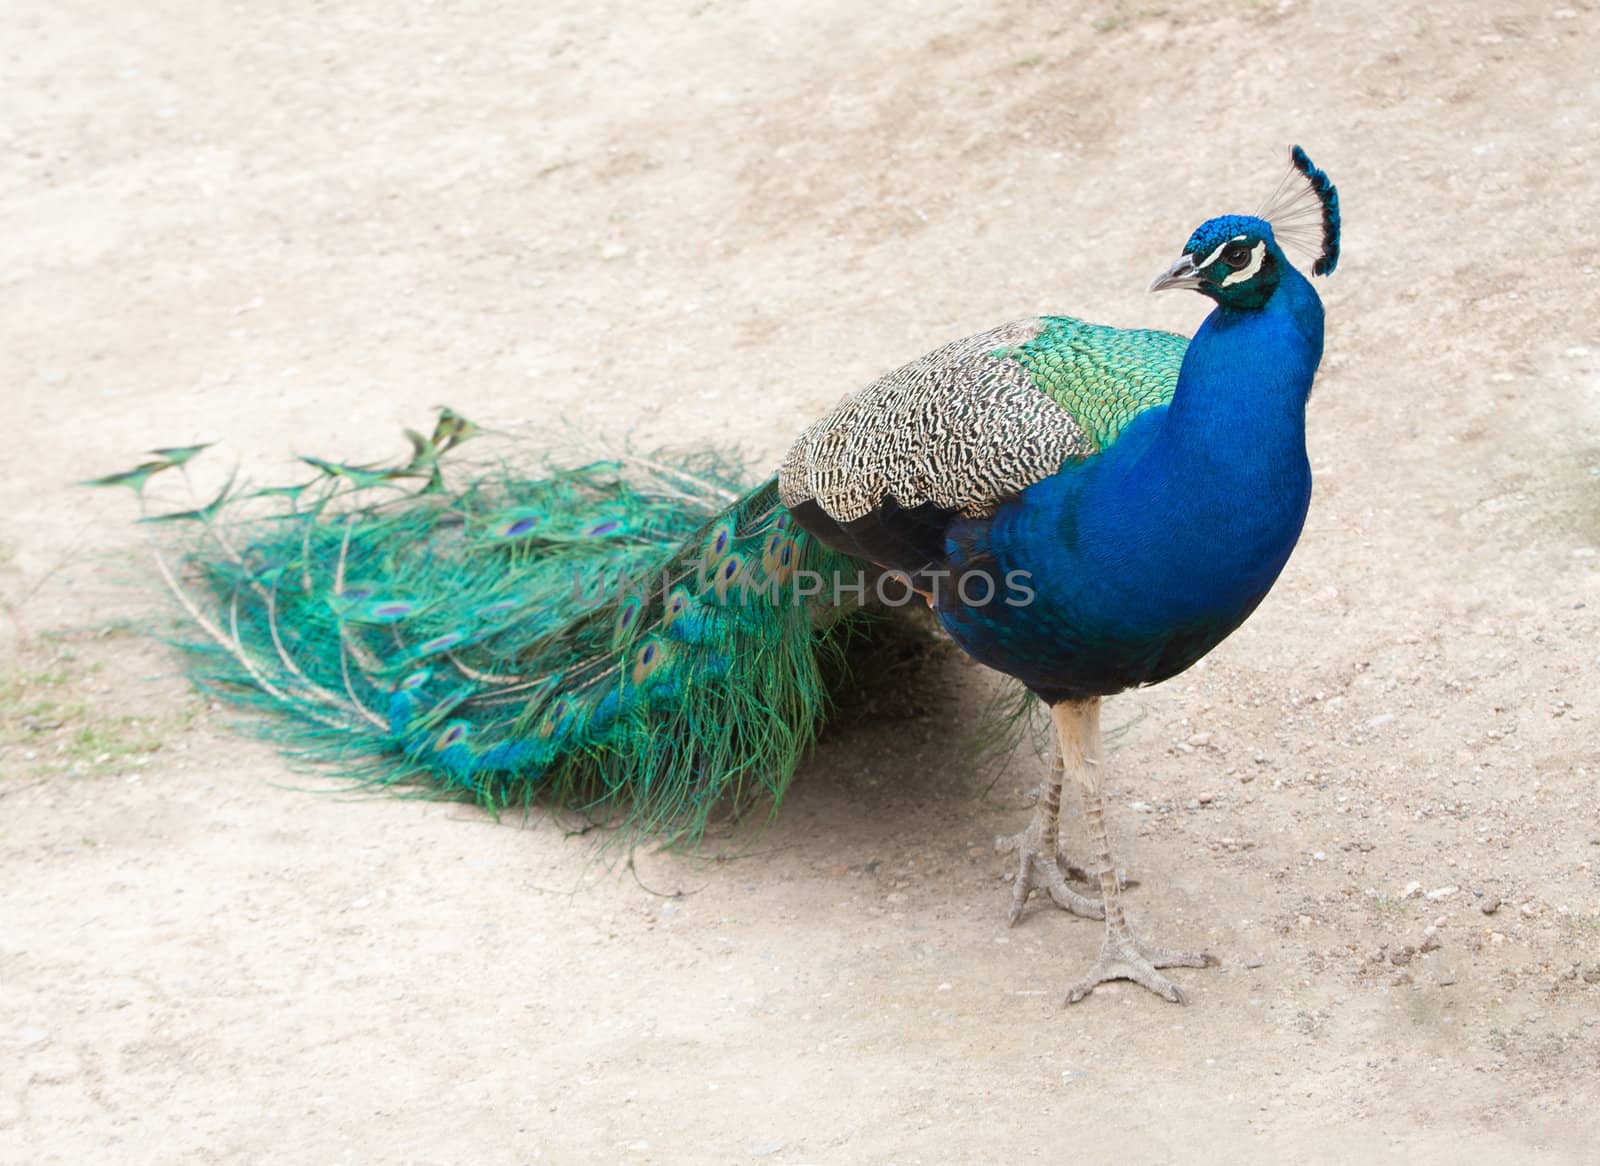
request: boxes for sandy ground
[4,0,1600,1161]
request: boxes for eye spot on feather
[417,632,464,654]
[399,670,431,691]
[661,586,691,628]
[614,596,644,643]
[497,516,541,537]
[762,533,798,582]
[433,723,469,751]
[702,520,735,571]
[713,553,746,602]
[339,586,374,601]
[367,601,416,622]
[631,639,668,685]
[585,519,622,537]
[537,698,573,739]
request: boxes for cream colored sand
[4,2,1598,1161]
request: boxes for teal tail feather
[99,412,872,839]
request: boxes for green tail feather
[112,413,875,839]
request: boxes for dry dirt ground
[4,1,1600,1162]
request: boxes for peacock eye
[1221,242,1252,268]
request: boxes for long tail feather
[105,413,873,838]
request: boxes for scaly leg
[1057,698,1217,1005]
[996,739,1104,924]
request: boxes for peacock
[93,146,1340,1006]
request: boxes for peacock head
[1151,216,1286,310]
[1149,145,1339,312]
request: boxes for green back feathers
[997,316,1187,451]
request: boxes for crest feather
[1257,145,1340,276]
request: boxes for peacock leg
[996,746,1104,924]
[1057,698,1217,1005]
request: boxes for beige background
[4,1,1598,1161]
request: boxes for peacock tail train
[97,411,875,839]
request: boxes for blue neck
[1114,264,1324,595]
[1161,265,1323,451]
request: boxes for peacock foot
[995,830,1104,924]
[1063,929,1218,1005]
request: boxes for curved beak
[1149,254,1204,293]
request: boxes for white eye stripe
[1220,240,1267,286]
[1195,234,1250,271]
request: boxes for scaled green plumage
[997,316,1186,451]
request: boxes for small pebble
[1400,880,1423,900]
[1425,886,1459,901]
[1480,895,1501,915]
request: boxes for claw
[1063,932,1218,1005]
[997,831,1104,923]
